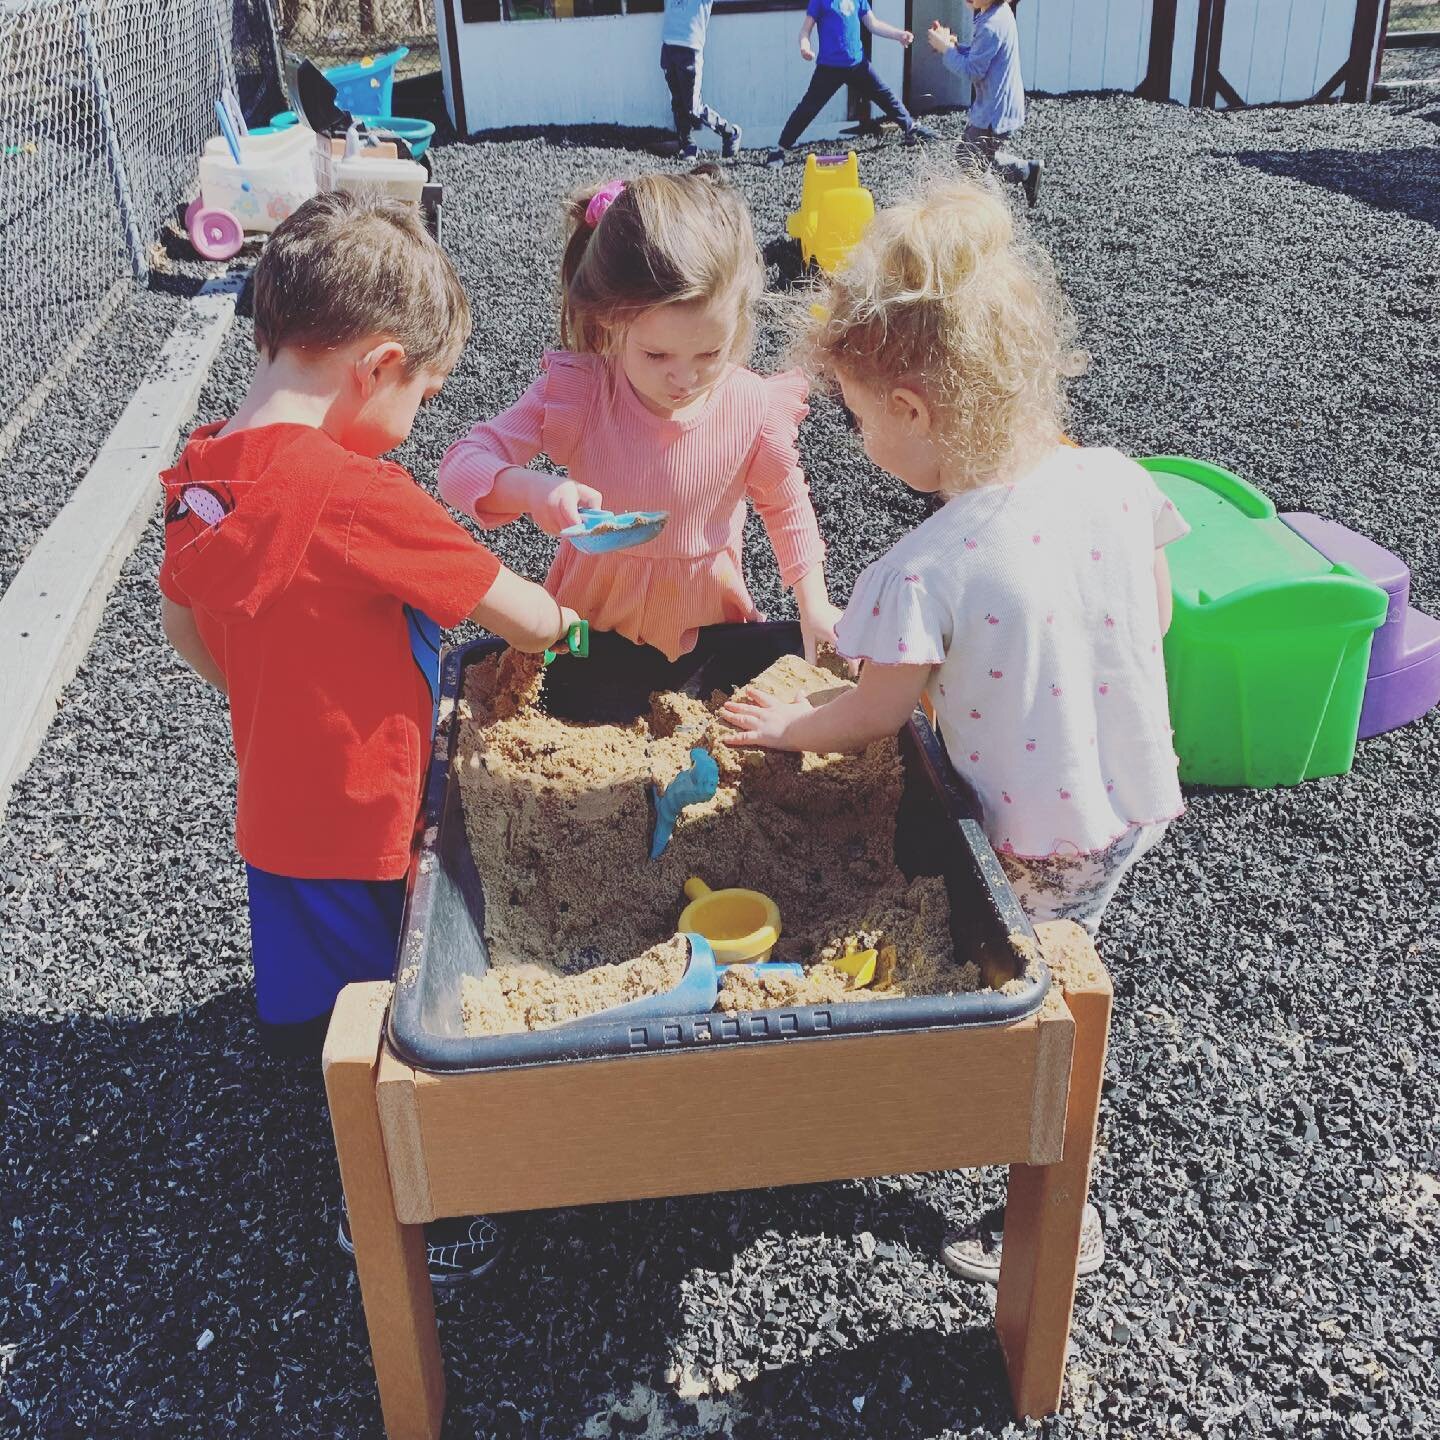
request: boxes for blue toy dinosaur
[649,747,720,860]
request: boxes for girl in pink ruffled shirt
[438,168,840,663]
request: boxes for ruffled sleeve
[1147,475,1190,549]
[742,369,825,589]
[835,561,948,666]
[436,350,599,529]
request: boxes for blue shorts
[246,865,406,1048]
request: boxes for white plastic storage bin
[197,127,318,234]
[323,151,427,205]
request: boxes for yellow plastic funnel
[678,878,781,964]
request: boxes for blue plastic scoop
[561,507,669,555]
[570,932,719,1023]
[649,747,719,859]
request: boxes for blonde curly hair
[800,173,1084,494]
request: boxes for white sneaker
[940,1202,1104,1285]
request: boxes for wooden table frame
[323,948,1111,1440]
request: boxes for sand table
[455,651,989,1034]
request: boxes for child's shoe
[765,147,786,169]
[338,1196,506,1285]
[940,1202,1103,1285]
[680,141,699,161]
[904,123,939,147]
[722,123,743,159]
[1023,158,1044,209]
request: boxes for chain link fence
[273,0,439,83]
[0,0,280,454]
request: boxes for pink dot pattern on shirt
[835,443,1187,862]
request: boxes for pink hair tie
[585,180,626,229]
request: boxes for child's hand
[552,605,583,649]
[526,473,604,537]
[797,595,844,666]
[898,29,914,46]
[719,687,810,750]
[928,21,957,53]
[799,37,815,61]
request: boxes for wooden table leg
[994,950,1112,1418]
[323,982,445,1440]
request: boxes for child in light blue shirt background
[928,0,1042,206]
[661,0,743,159]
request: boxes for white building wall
[1170,0,1201,103]
[441,0,1383,134]
[1219,0,1359,105]
[449,2,908,149]
[1016,0,1154,94]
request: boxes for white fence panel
[449,2,906,147]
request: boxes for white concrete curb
[0,272,245,826]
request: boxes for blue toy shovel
[718,960,806,983]
[561,507,669,555]
[649,746,719,859]
[570,932,720,1023]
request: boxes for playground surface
[2,66,1438,1439]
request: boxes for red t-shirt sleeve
[344,462,503,627]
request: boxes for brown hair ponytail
[558,167,762,360]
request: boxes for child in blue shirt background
[928,0,1042,207]
[767,0,937,167]
[661,0,743,159]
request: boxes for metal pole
[75,0,148,282]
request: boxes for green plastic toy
[1140,456,1387,788]
[543,619,589,669]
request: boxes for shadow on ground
[4,997,1003,1438]
[1233,145,1440,229]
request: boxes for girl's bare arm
[720,660,930,753]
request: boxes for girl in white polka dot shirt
[722,174,1187,938]
[722,172,1188,1284]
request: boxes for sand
[461,934,690,1035]
[456,650,998,1035]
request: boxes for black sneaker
[1023,158,1044,209]
[765,147,785,169]
[338,1197,506,1286]
[680,141,698,161]
[722,123,743,159]
[904,123,938,147]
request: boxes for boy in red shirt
[159,191,579,1281]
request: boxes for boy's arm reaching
[161,597,227,694]
[863,10,913,44]
[721,661,930,753]
[469,569,580,655]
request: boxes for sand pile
[455,651,987,1034]
[461,934,690,1035]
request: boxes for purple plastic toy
[1281,512,1440,739]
